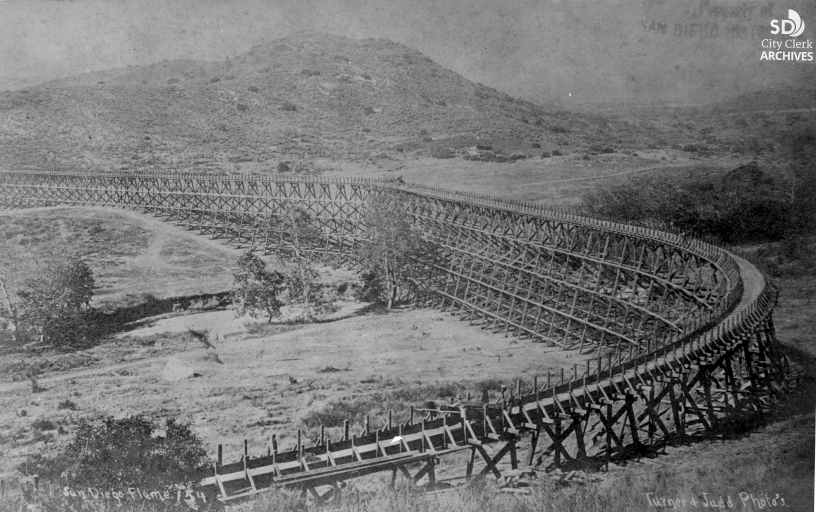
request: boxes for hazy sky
[1,0,813,104]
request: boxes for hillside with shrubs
[0,31,784,176]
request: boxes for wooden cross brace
[387,459,438,488]
[533,413,589,467]
[476,440,518,478]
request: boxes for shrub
[231,252,285,322]
[32,418,56,431]
[279,102,297,112]
[20,416,210,489]
[581,163,793,243]
[58,399,78,411]
[431,148,454,159]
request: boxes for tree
[581,166,792,244]
[231,252,285,322]
[272,205,331,320]
[0,247,29,345]
[17,256,95,347]
[20,416,210,490]
[355,192,440,309]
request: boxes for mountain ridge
[0,32,809,176]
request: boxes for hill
[0,32,692,176]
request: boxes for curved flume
[0,170,787,501]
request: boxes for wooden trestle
[0,170,788,502]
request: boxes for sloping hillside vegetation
[0,32,755,176]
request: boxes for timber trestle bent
[0,170,788,502]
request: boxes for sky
[0,0,814,104]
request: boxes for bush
[581,163,793,243]
[431,148,454,159]
[17,257,95,348]
[58,399,79,411]
[20,416,210,489]
[32,418,56,431]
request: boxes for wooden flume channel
[0,170,788,502]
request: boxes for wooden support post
[466,446,476,480]
[648,387,656,443]
[668,385,683,437]
[573,415,587,459]
[343,420,349,441]
[534,375,539,404]
[217,444,222,466]
[528,430,539,466]
[388,410,392,430]
[297,430,302,464]
[320,425,325,446]
[421,419,426,453]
